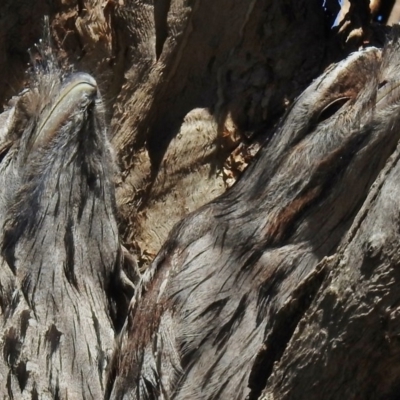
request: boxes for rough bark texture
[1,0,341,267]
[0,0,399,399]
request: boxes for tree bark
[0,0,399,399]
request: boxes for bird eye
[0,141,12,164]
[80,95,94,110]
[316,97,350,123]
[378,80,387,89]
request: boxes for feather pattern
[0,24,124,399]
[107,32,400,400]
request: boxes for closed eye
[0,141,12,164]
[316,97,350,123]
[378,80,387,89]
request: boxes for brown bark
[0,0,399,399]
[1,0,339,266]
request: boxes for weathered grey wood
[0,0,344,270]
[260,138,400,399]
[111,0,331,266]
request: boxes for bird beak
[32,72,98,150]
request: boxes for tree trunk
[0,0,399,399]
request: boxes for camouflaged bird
[0,25,136,398]
[106,32,400,400]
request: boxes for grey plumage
[106,33,400,399]
[0,36,125,398]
